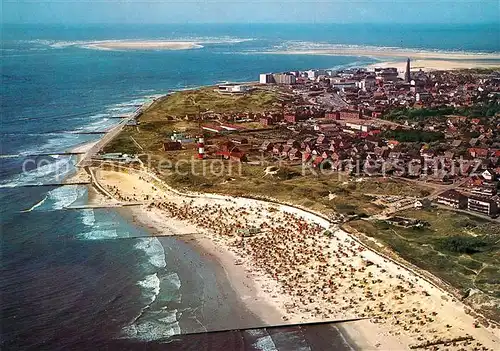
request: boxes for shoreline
[365,58,500,72]
[69,63,499,348]
[86,166,500,349]
[265,47,500,60]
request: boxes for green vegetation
[456,99,500,118]
[383,107,456,122]
[383,97,500,122]
[348,208,500,320]
[145,87,281,119]
[382,129,444,143]
[437,236,490,254]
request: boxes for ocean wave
[46,184,86,210]
[137,273,161,305]
[0,156,75,188]
[20,194,48,213]
[81,209,96,226]
[253,335,278,351]
[77,229,119,240]
[74,117,113,133]
[134,237,167,269]
[121,271,183,342]
[120,312,181,341]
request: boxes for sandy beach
[366,59,500,72]
[83,40,203,51]
[85,165,500,350]
[269,46,500,60]
[266,46,500,71]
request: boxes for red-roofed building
[325,111,340,120]
[202,125,225,133]
[387,140,400,149]
[339,109,362,119]
[220,123,245,131]
[302,152,312,163]
[284,114,298,124]
[312,156,324,168]
[216,150,247,162]
[468,148,489,158]
[260,117,273,126]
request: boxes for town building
[436,190,467,209]
[163,141,183,151]
[259,73,275,84]
[405,58,411,83]
[467,196,498,217]
[217,84,251,94]
[273,73,296,85]
[374,67,399,82]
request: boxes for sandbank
[83,40,203,51]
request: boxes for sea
[1,23,499,350]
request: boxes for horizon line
[3,21,499,25]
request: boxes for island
[72,62,500,350]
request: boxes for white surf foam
[247,330,279,351]
[46,185,81,210]
[81,209,96,226]
[121,314,181,341]
[0,156,75,188]
[20,194,48,213]
[137,273,161,305]
[134,238,167,269]
[77,229,119,240]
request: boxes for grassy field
[143,86,281,120]
[348,208,500,321]
[103,85,431,216]
[103,86,282,154]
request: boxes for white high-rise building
[259,73,275,84]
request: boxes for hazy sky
[2,0,499,24]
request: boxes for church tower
[405,58,411,83]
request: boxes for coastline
[84,166,500,349]
[366,58,500,72]
[264,46,500,71]
[68,57,500,347]
[266,47,500,60]
[120,201,393,350]
[68,67,500,347]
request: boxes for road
[77,100,154,167]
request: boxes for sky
[1,0,499,24]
